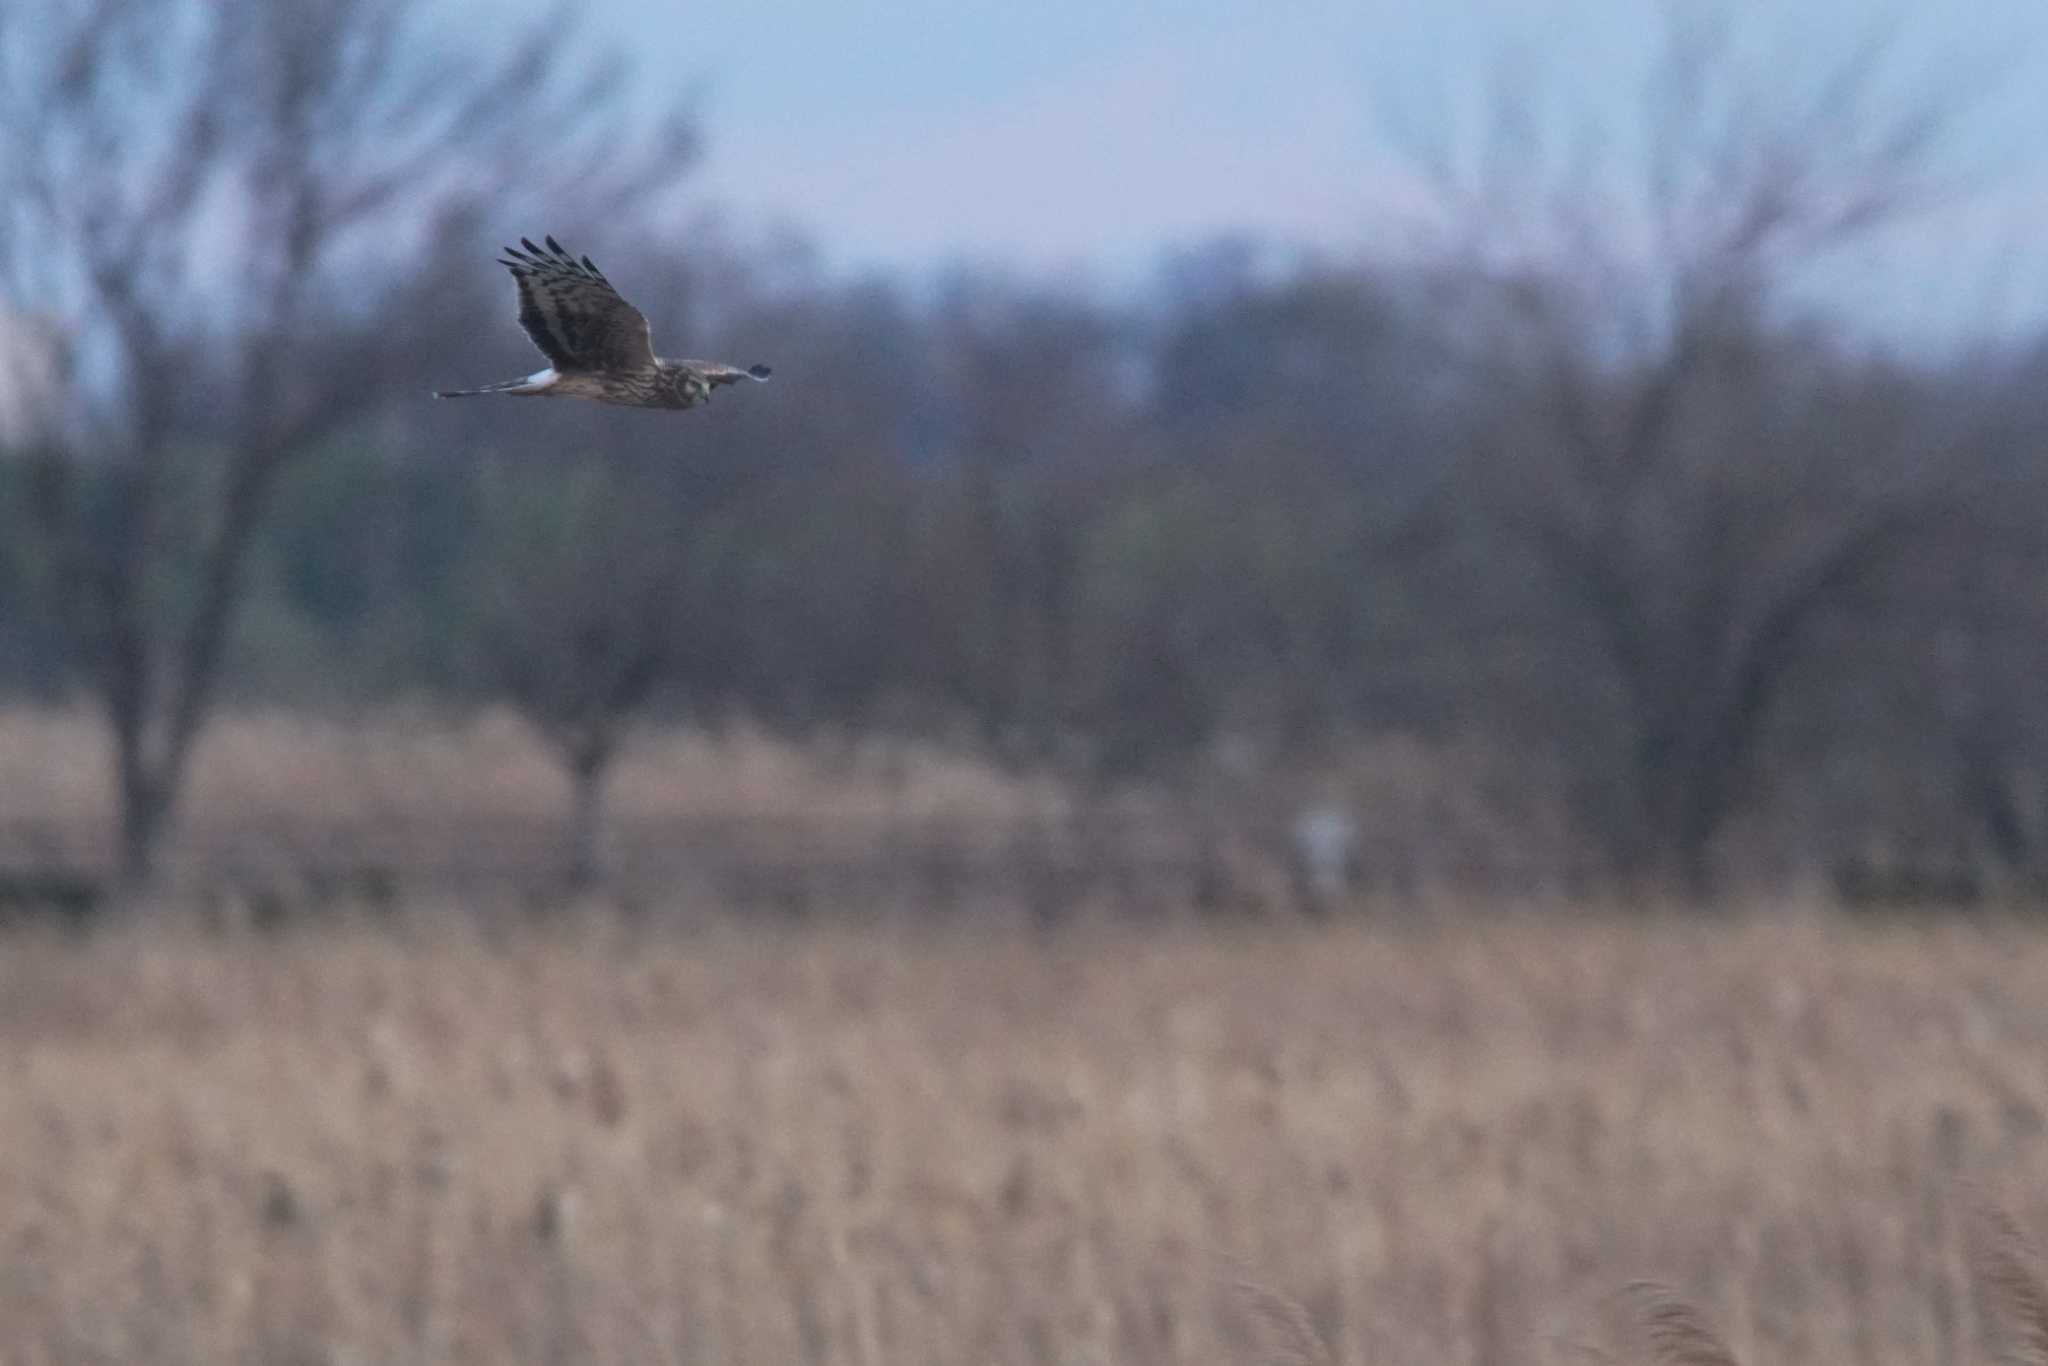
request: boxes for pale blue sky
[547,1,2048,344]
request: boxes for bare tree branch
[1385,4,2001,886]
[0,0,704,886]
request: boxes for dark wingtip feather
[520,236,543,256]
[545,234,566,256]
[748,364,772,380]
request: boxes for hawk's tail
[433,370,556,398]
[432,378,526,398]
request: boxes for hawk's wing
[498,236,657,373]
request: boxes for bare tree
[1399,7,1994,889]
[0,0,698,887]
[467,455,717,893]
[1892,464,2048,883]
[458,259,955,893]
[919,277,1140,768]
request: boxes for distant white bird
[434,236,771,410]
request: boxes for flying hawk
[434,236,771,410]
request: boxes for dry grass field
[5,908,2048,1366]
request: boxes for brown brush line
[1622,1282,1742,1366]
[1970,1205,2048,1366]
[1233,1280,1336,1366]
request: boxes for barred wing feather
[499,235,657,373]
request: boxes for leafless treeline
[3,0,2046,898]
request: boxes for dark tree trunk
[116,769,175,890]
[564,744,616,894]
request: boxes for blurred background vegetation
[3,0,2048,908]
